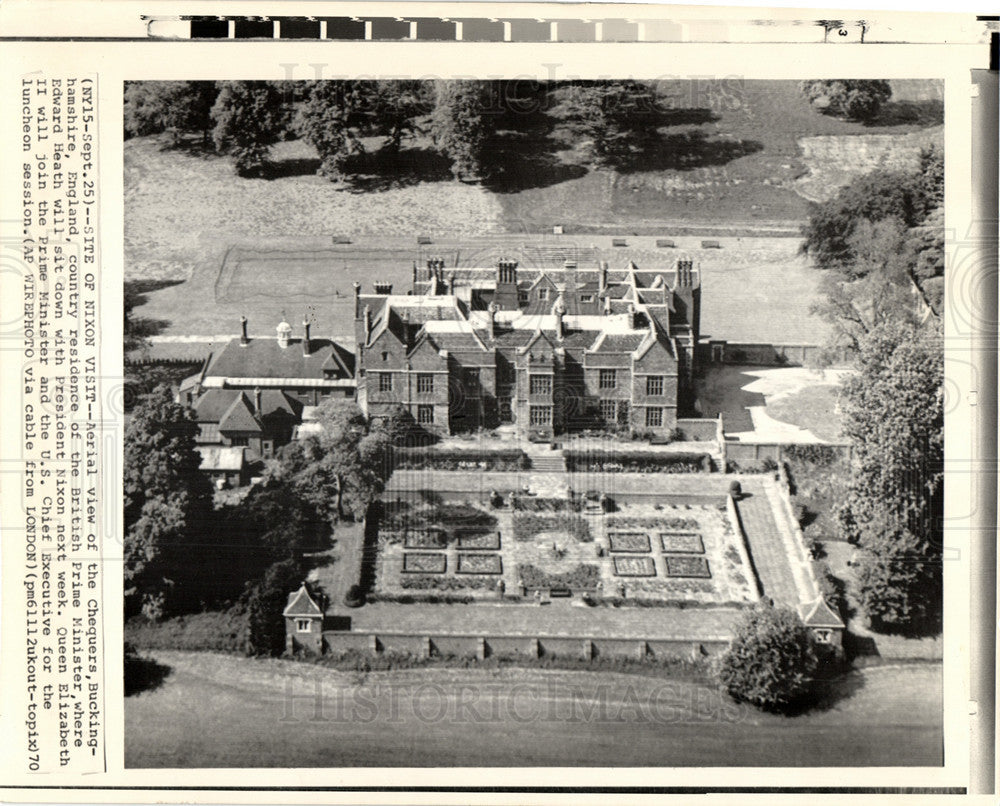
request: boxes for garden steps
[530,453,567,473]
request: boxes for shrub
[512,496,584,513]
[512,513,592,542]
[728,480,742,498]
[715,603,818,713]
[344,584,365,608]
[564,450,711,474]
[399,575,496,592]
[518,563,600,590]
[394,447,529,472]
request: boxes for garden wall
[675,417,722,442]
[724,441,852,470]
[700,341,855,368]
[321,631,731,660]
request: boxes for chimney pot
[253,387,262,415]
[240,315,249,346]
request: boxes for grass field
[124,80,942,284]
[125,651,943,768]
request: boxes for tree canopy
[124,81,219,141]
[838,319,943,631]
[430,80,496,180]
[124,385,213,619]
[211,81,288,176]
[715,603,818,713]
[801,80,892,121]
[274,399,392,523]
[553,80,665,166]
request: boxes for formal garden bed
[564,450,712,474]
[457,553,503,575]
[403,552,447,574]
[455,531,502,551]
[404,529,448,549]
[613,556,658,577]
[608,531,652,553]
[512,513,592,542]
[518,563,600,590]
[665,555,712,578]
[374,499,758,605]
[659,532,705,554]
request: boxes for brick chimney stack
[553,294,566,341]
[253,387,262,414]
[240,315,249,346]
[353,282,361,318]
[487,301,497,340]
[627,303,637,330]
[302,320,311,356]
[599,261,608,293]
[363,304,372,338]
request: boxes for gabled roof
[282,583,323,617]
[206,337,353,382]
[798,596,845,629]
[219,393,262,433]
[591,333,647,353]
[194,389,303,425]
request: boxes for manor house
[354,256,700,440]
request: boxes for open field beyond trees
[125,651,943,768]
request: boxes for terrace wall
[700,341,855,368]
[321,630,731,659]
[723,441,853,469]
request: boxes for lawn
[125,650,943,767]
[695,366,850,440]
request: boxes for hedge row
[394,447,530,471]
[124,610,247,653]
[564,450,712,473]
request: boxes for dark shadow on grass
[865,99,944,128]
[615,130,764,174]
[339,147,455,192]
[785,666,867,716]
[124,645,172,696]
[261,155,323,180]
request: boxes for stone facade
[355,257,700,439]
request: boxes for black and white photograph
[120,76,947,768]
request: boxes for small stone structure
[282,583,324,654]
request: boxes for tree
[801,80,892,121]
[838,320,943,631]
[124,385,213,619]
[430,80,496,180]
[211,81,288,176]
[854,517,941,631]
[124,81,218,142]
[715,603,818,713]
[802,170,927,270]
[553,80,664,166]
[244,559,307,657]
[295,81,368,179]
[276,399,392,523]
[295,80,433,179]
